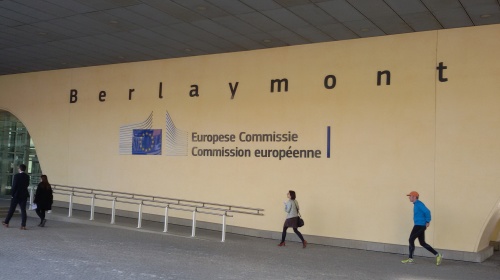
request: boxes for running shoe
[401,258,414,264]
[436,253,443,266]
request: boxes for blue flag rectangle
[132,129,162,155]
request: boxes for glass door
[0,110,41,196]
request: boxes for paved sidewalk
[0,202,499,280]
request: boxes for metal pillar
[191,210,196,237]
[137,202,143,228]
[29,186,34,210]
[111,198,116,224]
[221,214,227,242]
[90,194,95,220]
[163,207,169,233]
[68,193,73,217]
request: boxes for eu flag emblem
[132,129,162,155]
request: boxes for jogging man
[401,191,443,265]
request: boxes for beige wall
[1,24,499,253]
[434,25,500,251]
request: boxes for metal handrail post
[90,194,95,220]
[191,210,196,237]
[221,214,227,242]
[163,206,169,233]
[68,192,73,217]
[137,202,143,228]
[111,198,116,224]
[29,186,34,210]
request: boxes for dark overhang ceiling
[1,0,499,76]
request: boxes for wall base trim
[51,201,494,263]
[490,241,500,251]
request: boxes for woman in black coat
[34,175,53,227]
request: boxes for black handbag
[297,217,305,227]
[294,201,305,227]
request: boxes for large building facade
[1,24,499,261]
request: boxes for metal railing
[29,184,264,242]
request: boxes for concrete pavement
[0,201,498,280]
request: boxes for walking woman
[34,175,53,227]
[278,190,307,248]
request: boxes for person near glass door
[33,174,53,227]
[2,164,30,230]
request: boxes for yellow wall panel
[1,25,500,253]
[435,24,500,251]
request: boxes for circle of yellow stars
[139,131,154,152]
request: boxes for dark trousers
[281,226,305,243]
[4,197,28,227]
[408,225,438,258]
[35,208,46,222]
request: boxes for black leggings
[409,225,438,258]
[35,208,46,222]
[281,226,305,243]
